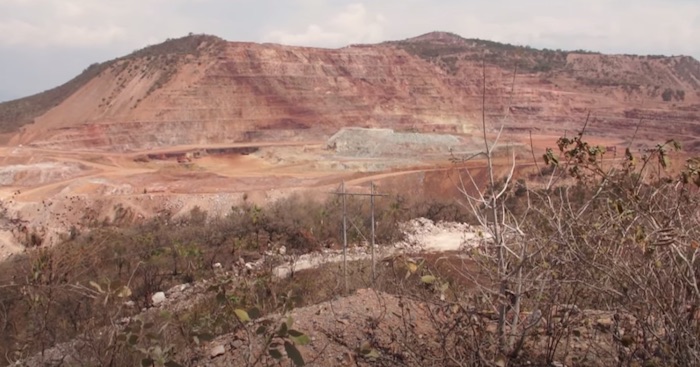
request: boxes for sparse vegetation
[390,32,574,74]
[0,192,474,366]
[3,125,699,366]
[662,88,686,102]
[420,130,700,366]
[2,31,700,367]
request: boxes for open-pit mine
[0,31,698,258]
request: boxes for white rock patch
[273,218,489,278]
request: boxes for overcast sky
[1,0,699,102]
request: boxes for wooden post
[329,183,387,293]
[370,181,376,285]
[342,181,348,294]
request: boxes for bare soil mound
[327,128,464,157]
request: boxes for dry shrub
[0,190,474,365]
[373,135,700,366]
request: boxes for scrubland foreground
[0,129,698,367]
[2,30,700,367]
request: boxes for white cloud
[55,2,86,18]
[0,0,203,48]
[0,19,127,47]
[264,3,385,47]
[0,0,122,47]
[1,0,700,99]
[1,0,698,56]
[367,0,700,57]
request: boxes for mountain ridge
[1,32,699,151]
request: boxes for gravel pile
[327,127,462,157]
[0,162,86,186]
[396,217,488,252]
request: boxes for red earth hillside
[0,32,698,152]
[0,32,698,258]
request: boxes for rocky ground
[0,127,489,260]
[12,216,632,367]
[0,124,627,261]
[193,289,625,367]
[273,218,485,278]
[14,218,472,366]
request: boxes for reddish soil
[0,32,698,257]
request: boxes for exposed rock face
[10,38,476,151]
[0,32,698,258]
[389,32,700,149]
[1,32,698,152]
